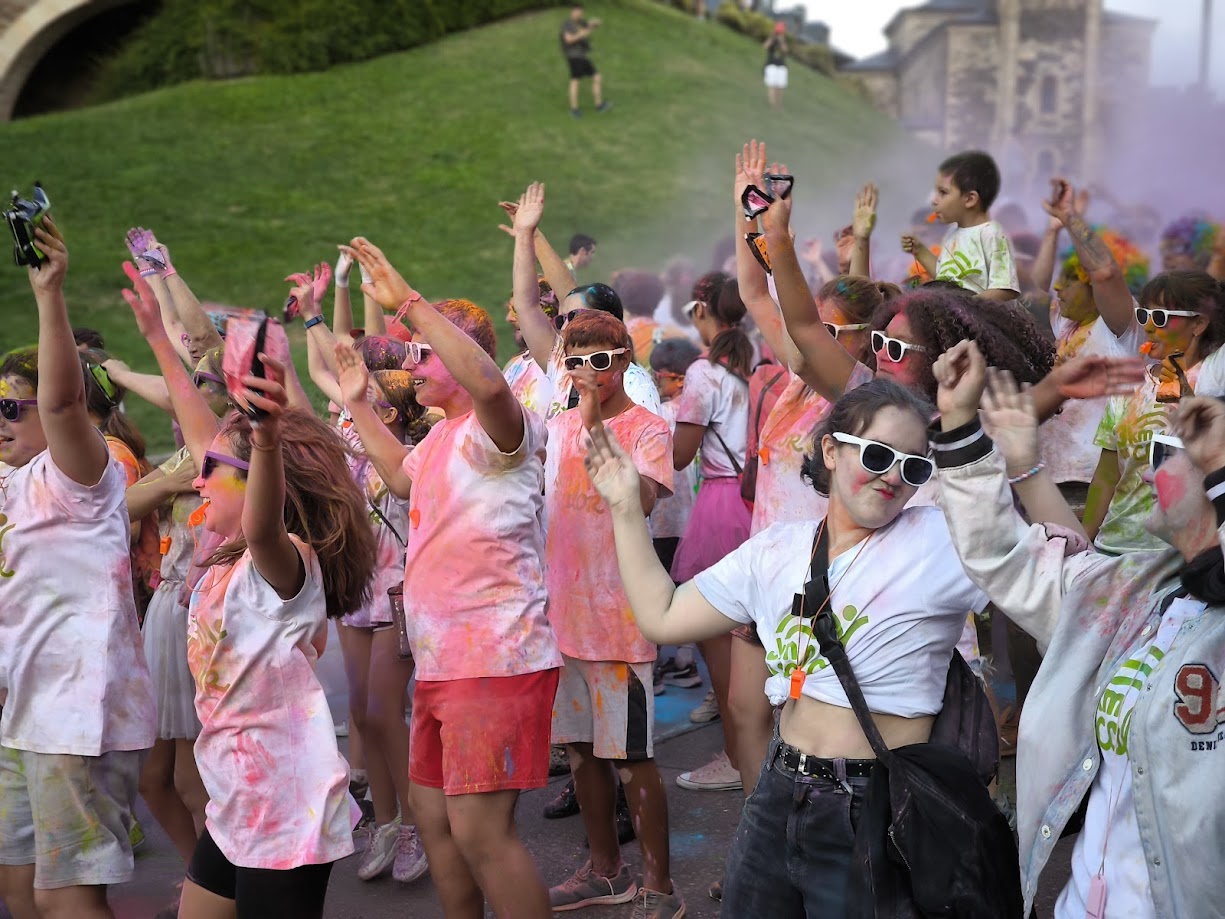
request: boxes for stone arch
[0,0,133,120]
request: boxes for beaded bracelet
[1007,462,1045,485]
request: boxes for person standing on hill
[763,22,788,111]
[562,5,611,118]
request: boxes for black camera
[4,183,50,267]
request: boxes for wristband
[304,315,325,330]
[335,276,349,289]
[1007,463,1045,485]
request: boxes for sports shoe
[688,689,720,724]
[631,886,686,918]
[392,825,429,884]
[549,744,571,777]
[544,778,580,819]
[571,108,582,118]
[596,101,613,113]
[549,860,637,910]
[676,751,742,792]
[357,816,401,880]
[129,820,146,853]
[658,659,702,688]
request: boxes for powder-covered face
[0,376,46,469]
[1054,269,1097,325]
[564,342,629,406]
[192,432,247,539]
[819,297,870,363]
[1142,448,1215,548]
[405,334,463,410]
[872,312,927,390]
[1160,249,1198,273]
[821,404,927,531]
[1139,302,1203,362]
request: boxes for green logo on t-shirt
[767,604,869,678]
[0,512,15,578]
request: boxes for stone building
[840,0,1156,191]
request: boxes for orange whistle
[759,446,771,466]
[159,536,172,555]
[188,500,209,528]
[789,669,806,700]
[1139,341,1155,356]
[926,212,939,224]
[409,508,421,529]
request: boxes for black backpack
[805,523,1023,919]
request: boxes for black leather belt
[775,743,875,779]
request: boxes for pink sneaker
[675,751,742,791]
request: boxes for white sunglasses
[1135,306,1198,329]
[872,331,927,364]
[682,300,701,319]
[825,321,869,339]
[832,432,935,487]
[1149,433,1184,470]
[407,342,433,364]
[563,348,628,372]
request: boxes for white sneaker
[688,689,721,724]
[357,816,401,880]
[392,825,429,883]
[676,751,742,791]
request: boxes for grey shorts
[0,745,145,889]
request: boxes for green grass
[0,0,910,452]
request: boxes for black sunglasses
[0,398,37,422]
[553,307,592,332]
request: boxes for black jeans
[722,731,870,918]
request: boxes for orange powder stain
[409,508,421,529]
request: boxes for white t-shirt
[674,358,750,479]
[504,351,551,420]
[401,406,562,681]
[544,347,661,420]
[188,538,353,869]
[0,448,156,756]
[343,452,410,629]
[1042,315,1144,484]
[1056,597,1206,919]
[694,510,987,714]
[936,220,1019,294]
[651,400,697,540]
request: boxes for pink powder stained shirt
[544,406,674,663]
[0,447,156,756]
[504,351,552,420]
[342,452,409,629]
[187,538,353,869]
[401,405,562,680]
[751,372,831,535]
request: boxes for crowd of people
[1,132,1224,919]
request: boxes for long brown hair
[205,409,376,618]
[692,272,752,379]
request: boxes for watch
[304,315,325,330]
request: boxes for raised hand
[735,139,767,204]
[121,260,168,339]
[800,237,824,266]
[309,262,332,304]
[1041,178,1082,227]
[497,200,519,237]
[834,224,855,273]
[343,238,419,311]
[932,339,987,429]
[980,369,1040,474]
[27,219,68,293]
[583,420,642,513]
[1173,397,1225,474]
[334,342,371,406]
[125,227,156,262]
[852,184,879,240]
[241,354,288,442]
[759,162,793,238]
[1051,354,1145,401]
[513,183,545,235]
[572,366,602,431]
[335,249,353,287]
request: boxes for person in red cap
[763,22,789,111]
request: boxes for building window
[1040,75,1058,114]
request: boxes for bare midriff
[779,694,934,760]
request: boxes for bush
[95,0,566,99]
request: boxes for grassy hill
[0,0,915,451]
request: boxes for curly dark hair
[870,289,1055,400]
[801,379,934,496]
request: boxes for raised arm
[509,183,560,369]
[586,420,740,643]
[121,262,220,465]
[101,358,173,413]
[237,356,306,600]
[735,142,802,371]
[27,220,110,485]
[756,148,860,401]
[294,267,345,406]
[1030,205,1062,296]
[1043,181,1136,337]
[334,345,412,498]
[129,229,225,360]
[533,226,578,309]
[349,237,525,452]
[849,184,878,279]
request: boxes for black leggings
[187,828,335,919]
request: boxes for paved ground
[1,676,1074,918]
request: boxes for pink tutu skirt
[670,477,752,582]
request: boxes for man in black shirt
[561,5,611,118]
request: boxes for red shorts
[409,669,560,796]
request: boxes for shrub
[95,0,566,99]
